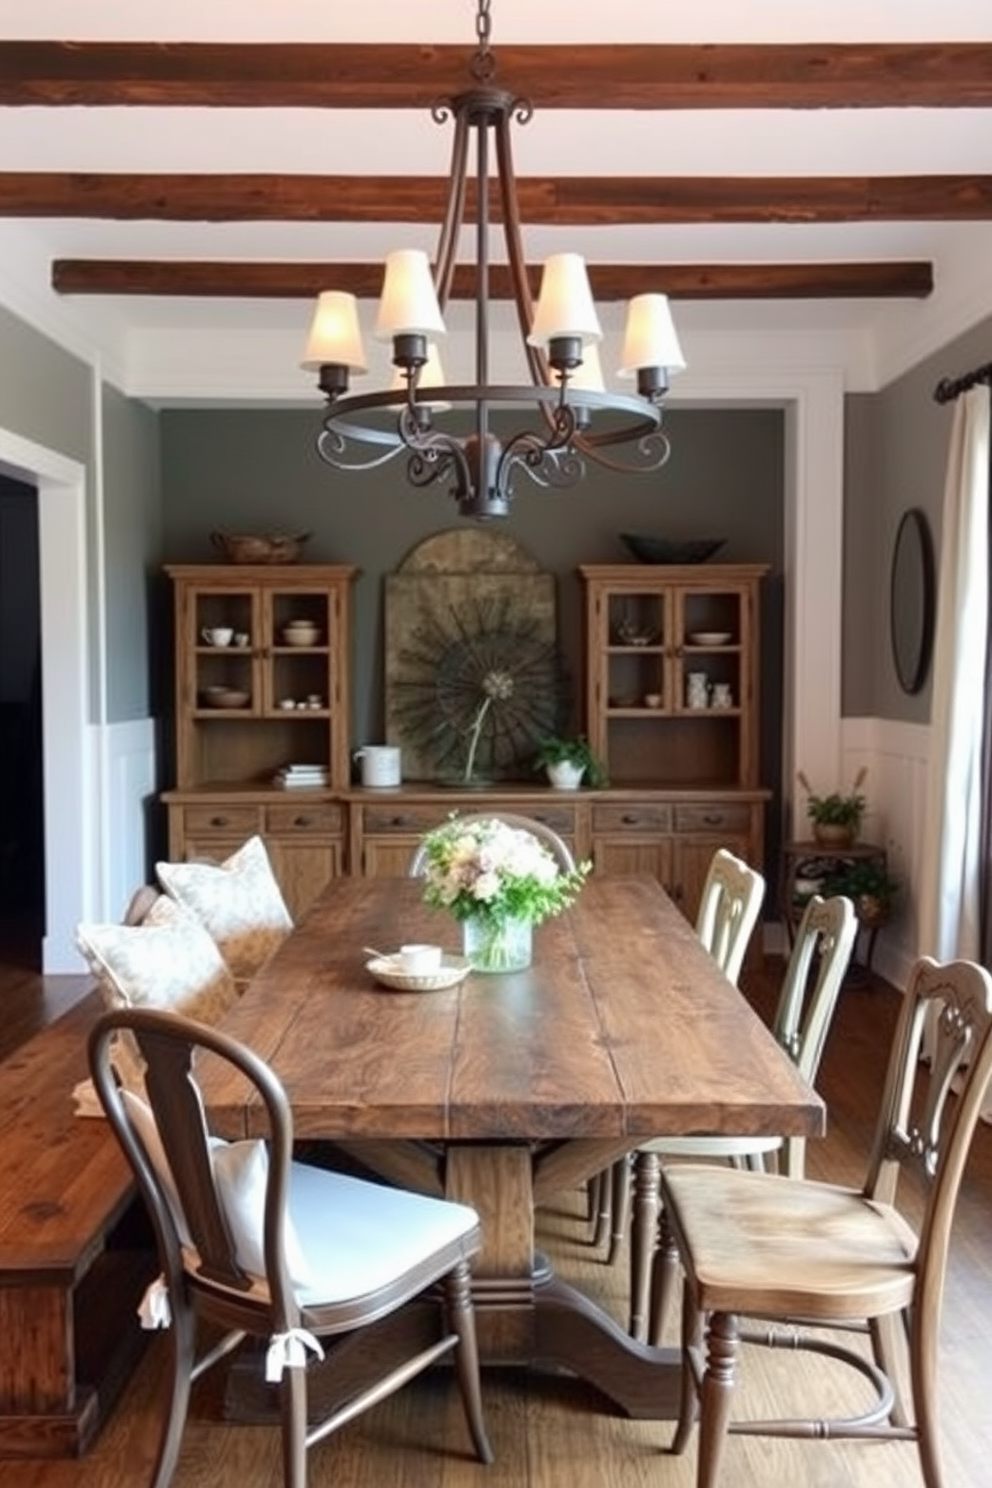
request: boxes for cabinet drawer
[520,804,578,835]
[362,805,446,835]
[674,803,752,835]
[180,805,262,836]
[592,803,672,833]
[266,802,343,835]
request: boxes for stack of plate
[274,762,328,789]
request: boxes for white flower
[419,815,590,929]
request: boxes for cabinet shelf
[163,564,357,921]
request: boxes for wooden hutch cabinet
[161,564,357,919]
[578,563,770,926]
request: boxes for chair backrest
[863,959,992,1317]
[408,811,577,876]
[694,848,765,985]
[771,892,857,1175]
[88,1005,300,1320]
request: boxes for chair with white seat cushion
[407,811,576,876]
[661,953,992,1488]
[591,848,766,1257]
[633,892,857,1343]
[88,1005,493,1488]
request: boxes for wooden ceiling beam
[51,259,933,301]
[5,173,992,223]
[1,41,991,109]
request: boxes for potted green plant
[798,768,867,847]
[533,735,608,791]
[822,859,899,926]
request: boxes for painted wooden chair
[634,892,857,1342]
[88,1005,493,1488]
[590,848,766,1256]
[661,954,992,1488]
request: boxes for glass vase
[462,914,532,973]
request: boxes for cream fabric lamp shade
[301,291,368,372]
[374,250,447,341]
[527,253,602,348]
[618,294,686,377]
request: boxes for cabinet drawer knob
[702,813,724,826]
[622,813,639,825]
[390,815,411,827]
[293,815,313,827]
[210,814,229,827]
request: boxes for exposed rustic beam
[4,174,992,224]
[50,259,934,301]
[1,41,991,109]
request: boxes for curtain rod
[933,358,992,404]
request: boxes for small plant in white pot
[798,767,867,847]
[533,735,608,791]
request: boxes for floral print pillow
[155,835,293,982]
[76,894,237,1026]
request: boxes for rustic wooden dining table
[205,874,824,1420]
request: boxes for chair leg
[150,1306,196,1488]
[696,1311,740,1488]
[628,1150,660,1340]
[908,1308,946,1488]
[279,1355,309,1488]
[670,1282,699,1456]
[648,1201,681,1346]
[607,1154,632,1266]
[590,1166,613,1251]
[869,1311,911,1428]
[443,1261,494,1465]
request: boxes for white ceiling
[2,1,992,402]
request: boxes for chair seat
[641,1134,782,1159]
[662,1164,918,1321]
[289,1164,480,1312]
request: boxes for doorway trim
[0,427,96,972]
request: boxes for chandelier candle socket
[419,815,590,972]
[302,0,685,521]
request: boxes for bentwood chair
[632,892,857,1342]
[408,811,576,876]
[661,954,992,1488]
[590,848,766,1256]
[88,1006,493,1488]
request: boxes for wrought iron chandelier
[302,0,685,520]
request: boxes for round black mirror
[890,508,936,695]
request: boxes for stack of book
[274,763,329,790]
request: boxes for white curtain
[917,385,991,1112]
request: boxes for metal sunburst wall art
[391,596,569,785]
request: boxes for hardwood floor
[2,957,991,1487]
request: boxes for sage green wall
[0,303,101,717]
[0,304,91,463]
[159,403,784,752]
[101,384,162,721]
[842,310,992,724]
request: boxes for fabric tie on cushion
[265,1328,325,1382]
[138,1274,172,1329]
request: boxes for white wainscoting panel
[101,716,157,929]
[842,716,931,991]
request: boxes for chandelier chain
[471,0,496,83]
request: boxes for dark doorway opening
[0,474,43,969]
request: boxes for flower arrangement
[419,815,591,970]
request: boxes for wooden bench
[0,990,155,1458]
